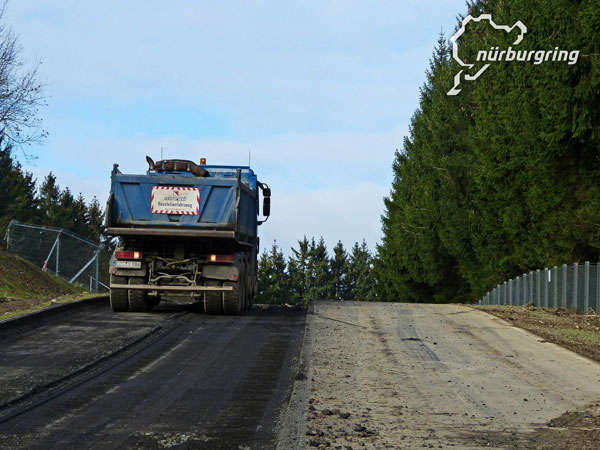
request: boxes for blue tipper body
[106,165,258,243]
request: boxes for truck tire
[204,280,223,315]
[110,275,129,312]
[223,263,244,315]
[244,263,251,310]
[128,277,152,312]
[247,276,255,310]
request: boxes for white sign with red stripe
[151,186,200,215]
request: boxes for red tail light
[115,251,143,260]
[208,254,235,263]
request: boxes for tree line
[376,0,599,303]
[257,237,376,304]
[0,143,106,243]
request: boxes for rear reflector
[115,251,143,260]
[208,254,235,263]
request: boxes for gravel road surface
[0,300,306,449]
[304,302,600,449]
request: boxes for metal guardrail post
[584,262,590,313]
[508,279,513,305]
[562,264,567,308]
[597,264,600,314]
[94,251,100,292]
[543,268,549,308]
[56,231,61,276]
[573,263,579,312]
[552,266,558,308]
[519,276,523,305]
[535,269,541,306]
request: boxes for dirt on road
[302,302,600,449]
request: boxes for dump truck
[105,157,271,315]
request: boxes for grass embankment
[476,305,600,363]
[0,250,103,320]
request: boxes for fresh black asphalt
[0,299,306,449]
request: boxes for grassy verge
[0,250,107,320]
[475,305,600,362]
[0,292,107,321]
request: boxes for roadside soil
[476,304,600,449]
[476,305,600,363]
[0,250,97,319]
[0,293,104,320]
[303,301,600,449]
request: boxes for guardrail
[481,262,600,313]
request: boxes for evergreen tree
[331,241,349,300]
[57,187,76,230]
[288,236,311,303]
[257,241,290,304]
[308,237,334,300]
[377,0,600,302]
[86,196,105,242]
[0,141,37,234]
[37,172,62,227]
[347,241,376,302]
[72,193,89,237]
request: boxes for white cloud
[24,128,399,252]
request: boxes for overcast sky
[7,1,466,255]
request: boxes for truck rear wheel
[247,276,255,310]
[110,275,129,312]
[128,277,152,312]
[204,280,223,315]
[223,263,245,315]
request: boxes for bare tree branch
[0,1,47,158]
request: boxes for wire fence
[4,220,111,292]
[481,262,600,314]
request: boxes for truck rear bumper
[107,227,236,239]
[110,283,233,292]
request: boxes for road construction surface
[2,300,600,449]
[0,299,306,449]
[303,302,600,449]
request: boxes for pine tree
[257,241,290,304]
[38,172,62,227]
[377,0,600,303]
[331,241,349,300]
[347,241,376,302]
[86,196,105,242]
[288,236,311,303]
[72,194,89,237]
[57,188,76,230]
[0,142,37,234]
[308,237,333,300]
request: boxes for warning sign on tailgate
[151,186,200,215]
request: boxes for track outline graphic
[447,14,527,96]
